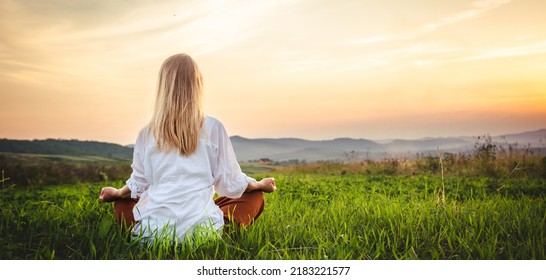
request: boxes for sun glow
[1,0,545,144]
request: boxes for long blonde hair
[150,53,204,156]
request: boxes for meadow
[1,163,544,260]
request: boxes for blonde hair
[150,53,204,156]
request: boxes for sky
[1,0,545,145]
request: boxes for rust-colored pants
[113,190,265,228]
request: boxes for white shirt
[126,116,255,241]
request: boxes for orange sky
[1,0,545,145]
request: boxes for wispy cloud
[461,40,546,61]
[0,0,283,84]
[352,35,396,46]
[423,0,511,32]
[349,0,512,47]
[334,0,534,72]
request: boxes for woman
[99,53,276,242]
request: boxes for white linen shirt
[126,116,255,241]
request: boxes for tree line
[0,138,133,160]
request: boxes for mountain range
[230,129,546,162]
[1,128,544,163]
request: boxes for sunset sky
[1,0,545,145]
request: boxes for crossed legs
[112,190,265,228]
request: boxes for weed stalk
[436,148,446,207]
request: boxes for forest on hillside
[0,139,133,160]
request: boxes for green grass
[30,154,121,162]
[1,173,544,260]
[0,152,127,163]
[240,163,277,174]
[0,153,131,187]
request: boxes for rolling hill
[230,129,546,162]
[0,139,133,160]
[1,128,544,163]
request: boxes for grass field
[1,171,544,260]
[0,152,131,187]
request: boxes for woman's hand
[258,178,277,193]
[99,187,121,202]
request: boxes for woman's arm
[246,178,276,193]
[99,185,131,202]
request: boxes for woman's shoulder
[132,124,153,146]
[137,125,151,138]
[204,116,230,143]
[204,115,225,130]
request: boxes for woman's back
[129,116,249,240]
[98,53,276,243]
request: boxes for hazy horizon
[2,126,544,147]
[2,0,546,145]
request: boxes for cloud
[0,0,300,79]
[424,0,511,31]
[349,0,512,47]
[461,40,546,61]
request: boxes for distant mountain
[231,136,382,162]
[383,137,473,154]
[231,128,546,162]
[493,129,546,147]
[0,139,133,160]
[1,128,544,163]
